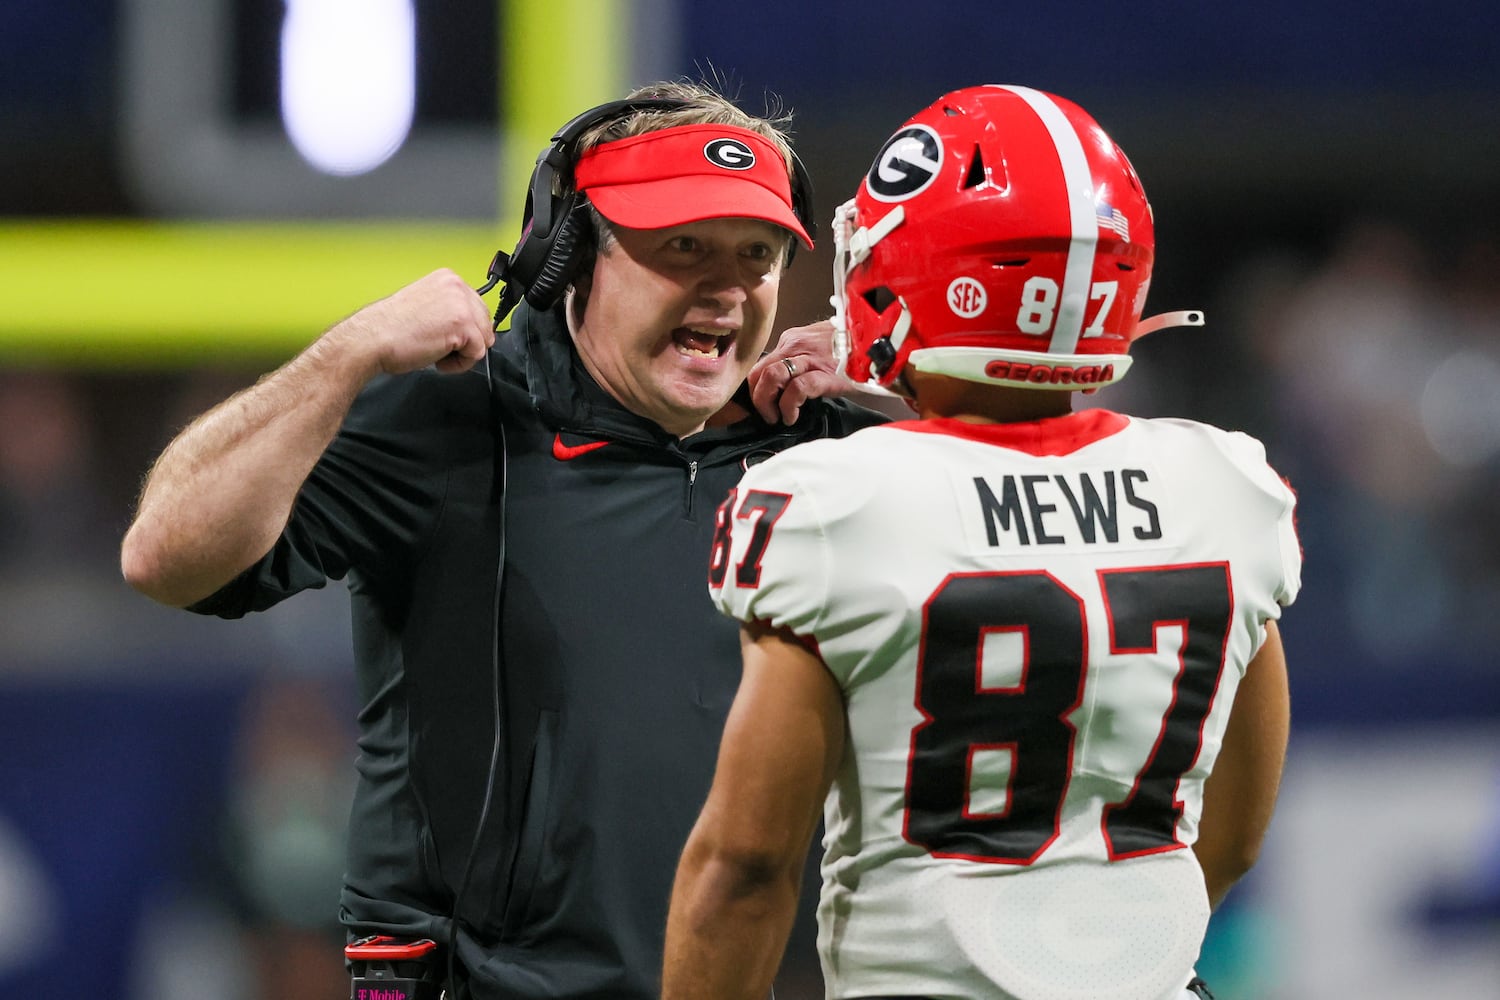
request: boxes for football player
[663,84,1300,1000]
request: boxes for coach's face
[572,217,785,438]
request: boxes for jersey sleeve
[1220,429,1303,610]
[708,447,834,638]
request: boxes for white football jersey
[709,409,1301,1000]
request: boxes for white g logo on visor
[703,138,756,170]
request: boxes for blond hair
[575,80,797,175]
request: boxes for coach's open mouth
[673,325,736,358]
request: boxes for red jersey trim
[887,409,1130,456]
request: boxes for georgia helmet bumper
[831,84,1201,394]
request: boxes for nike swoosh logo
[552,433,611,461]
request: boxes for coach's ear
[567,266,595,326]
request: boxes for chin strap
[1132,309,1205,341]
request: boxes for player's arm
[120,270,492,608]
[1193,618,1290,909]
[662,619,844,1000]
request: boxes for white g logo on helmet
[866,125,943,203]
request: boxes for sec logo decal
[947,276,987,318]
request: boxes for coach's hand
[750,320,852,424]
[329,269,495,378]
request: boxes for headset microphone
[475,248,520,331]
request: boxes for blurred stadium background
[2,1,1498,997]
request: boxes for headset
[478,97,818,328]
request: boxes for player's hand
[749,320,852,424]
[332,268,495,377]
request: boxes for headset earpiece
[524,198,588,310]
[786,148,816,266]
[493,98,684,322]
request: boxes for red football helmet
[832,85,1201,393]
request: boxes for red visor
[573,124,812,248]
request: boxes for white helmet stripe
[993,85,1098,356]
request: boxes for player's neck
[908,371,1075,424]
